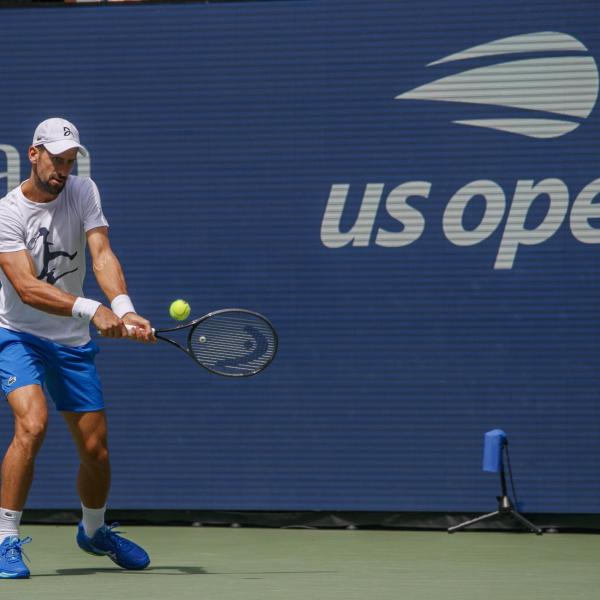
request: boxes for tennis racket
[127,308,278,377]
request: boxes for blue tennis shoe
[76,523,150,570]
[0,536,31,579]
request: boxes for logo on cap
[63,127,73,137]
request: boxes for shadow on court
[40,566,337,577]
[42,566,207,576]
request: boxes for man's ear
[28,145,41,164]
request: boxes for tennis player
[0,118,154,579]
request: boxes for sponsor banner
[0,0,598,512]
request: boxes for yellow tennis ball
[169,299,191,321]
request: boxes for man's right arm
[0,250,127,337]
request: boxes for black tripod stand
[448,441,542,535]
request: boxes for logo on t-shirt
[28,227,78,285]
[7,376,16,386]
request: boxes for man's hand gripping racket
[124,308,278,377]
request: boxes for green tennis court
[3,525,599,599]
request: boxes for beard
[33,166,66,196]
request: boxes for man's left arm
[86,226,155,342]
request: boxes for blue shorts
[0,327,104,412]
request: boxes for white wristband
[111,294,136,318]
[72,297,102,321]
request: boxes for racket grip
[125,324,156,335]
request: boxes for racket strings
[189,312,277,376]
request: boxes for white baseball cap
[32,118,88,157]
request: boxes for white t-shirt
[0,176,108,346]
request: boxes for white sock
[81,504,106,538]
[0,507,22,543]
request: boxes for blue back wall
[0,0,598,512]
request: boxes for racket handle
[125,324,156,335]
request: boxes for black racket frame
[154,308,278,377]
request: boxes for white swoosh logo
[396,32,599,138]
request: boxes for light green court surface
[3,525,599,600]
